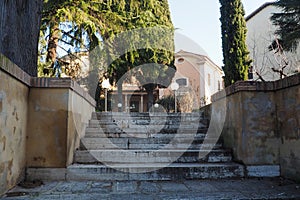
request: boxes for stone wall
[0,55,96,195]
[0,55,30,196]
[276,80,300,181]
[208,74,300,181]
[26,79,95,168]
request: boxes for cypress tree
[219,0,252,87]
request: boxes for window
[218,80,221,91]
[207,74,211,86]
[176,78,188,87]
[177,57,185,64]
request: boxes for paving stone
[1,194,31,200]
[183,180,219,192]
[157,192,246,200]
[88,182,112,193]
[34,193,109,200]
[240,190,294,199]
[109,194,157,200]
[159,181,189,192]
[51,182,89,193]
[1,179,300,200]
[246,165,280,177]
[112,181,138,193]
[5,181,59,194]
[138,181,161,193]
[210,179,257,192]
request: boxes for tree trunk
[145,84,155,111]
[46,23,59,63]
[0,0,43,77]
[147,89,154,111]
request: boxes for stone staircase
[68,112,245,181]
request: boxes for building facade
[59,50,223,112]
[162,50,223,107]
[246,2,300,81]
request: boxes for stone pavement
[1,178,300,200]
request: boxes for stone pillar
[140,95,144,112]
[124,94,128,112]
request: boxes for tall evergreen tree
[271,0,300,52]
[219,0,252,87]
[40,0,107,72]
[39,0,175,109]
[106,0,175,109]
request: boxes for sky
[168,0,270,66]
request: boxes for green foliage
[219,0,252,87]
[39,0,175,110]
[39,0,174,81]
[271,0,300,52]
[156,95,175,113]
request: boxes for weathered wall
[0,55,30,195]
[26,88,69,167]
[26,79,96,168]
[222,91,280,165]
[209,74,300,180]
[67,89,95,166]
[0,54,96,195]
[276,80,300,181]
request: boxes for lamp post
[170,82,179,113]
[102,79,110,112]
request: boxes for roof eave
[245,2,276,22]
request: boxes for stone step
[90,121,209,129]
[87,124,204,131]
[80,137,222,150]
[68,112,241,182]
[81,135,218,143]
[91,118,209,125]
[80,142,222,151]
[84,131,209,138]
[92,112,203,120]
[65,163,244,181]
[91,116,208,126]
[88,119,207,126]
[74,149,231,164]
[85,127,209,134]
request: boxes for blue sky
[168,0,270,66]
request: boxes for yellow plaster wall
[26,87,95,168]
[67,91,95,165]
[0,54,95,195]
[26,88,69,167]
[0,66,29,195]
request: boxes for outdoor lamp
[170,82,179,113]
[102,79,111,112]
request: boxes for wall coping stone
[0,54,31,85]
[0,54,96,107]
[212,73,300,102]
[31,77,96,107]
